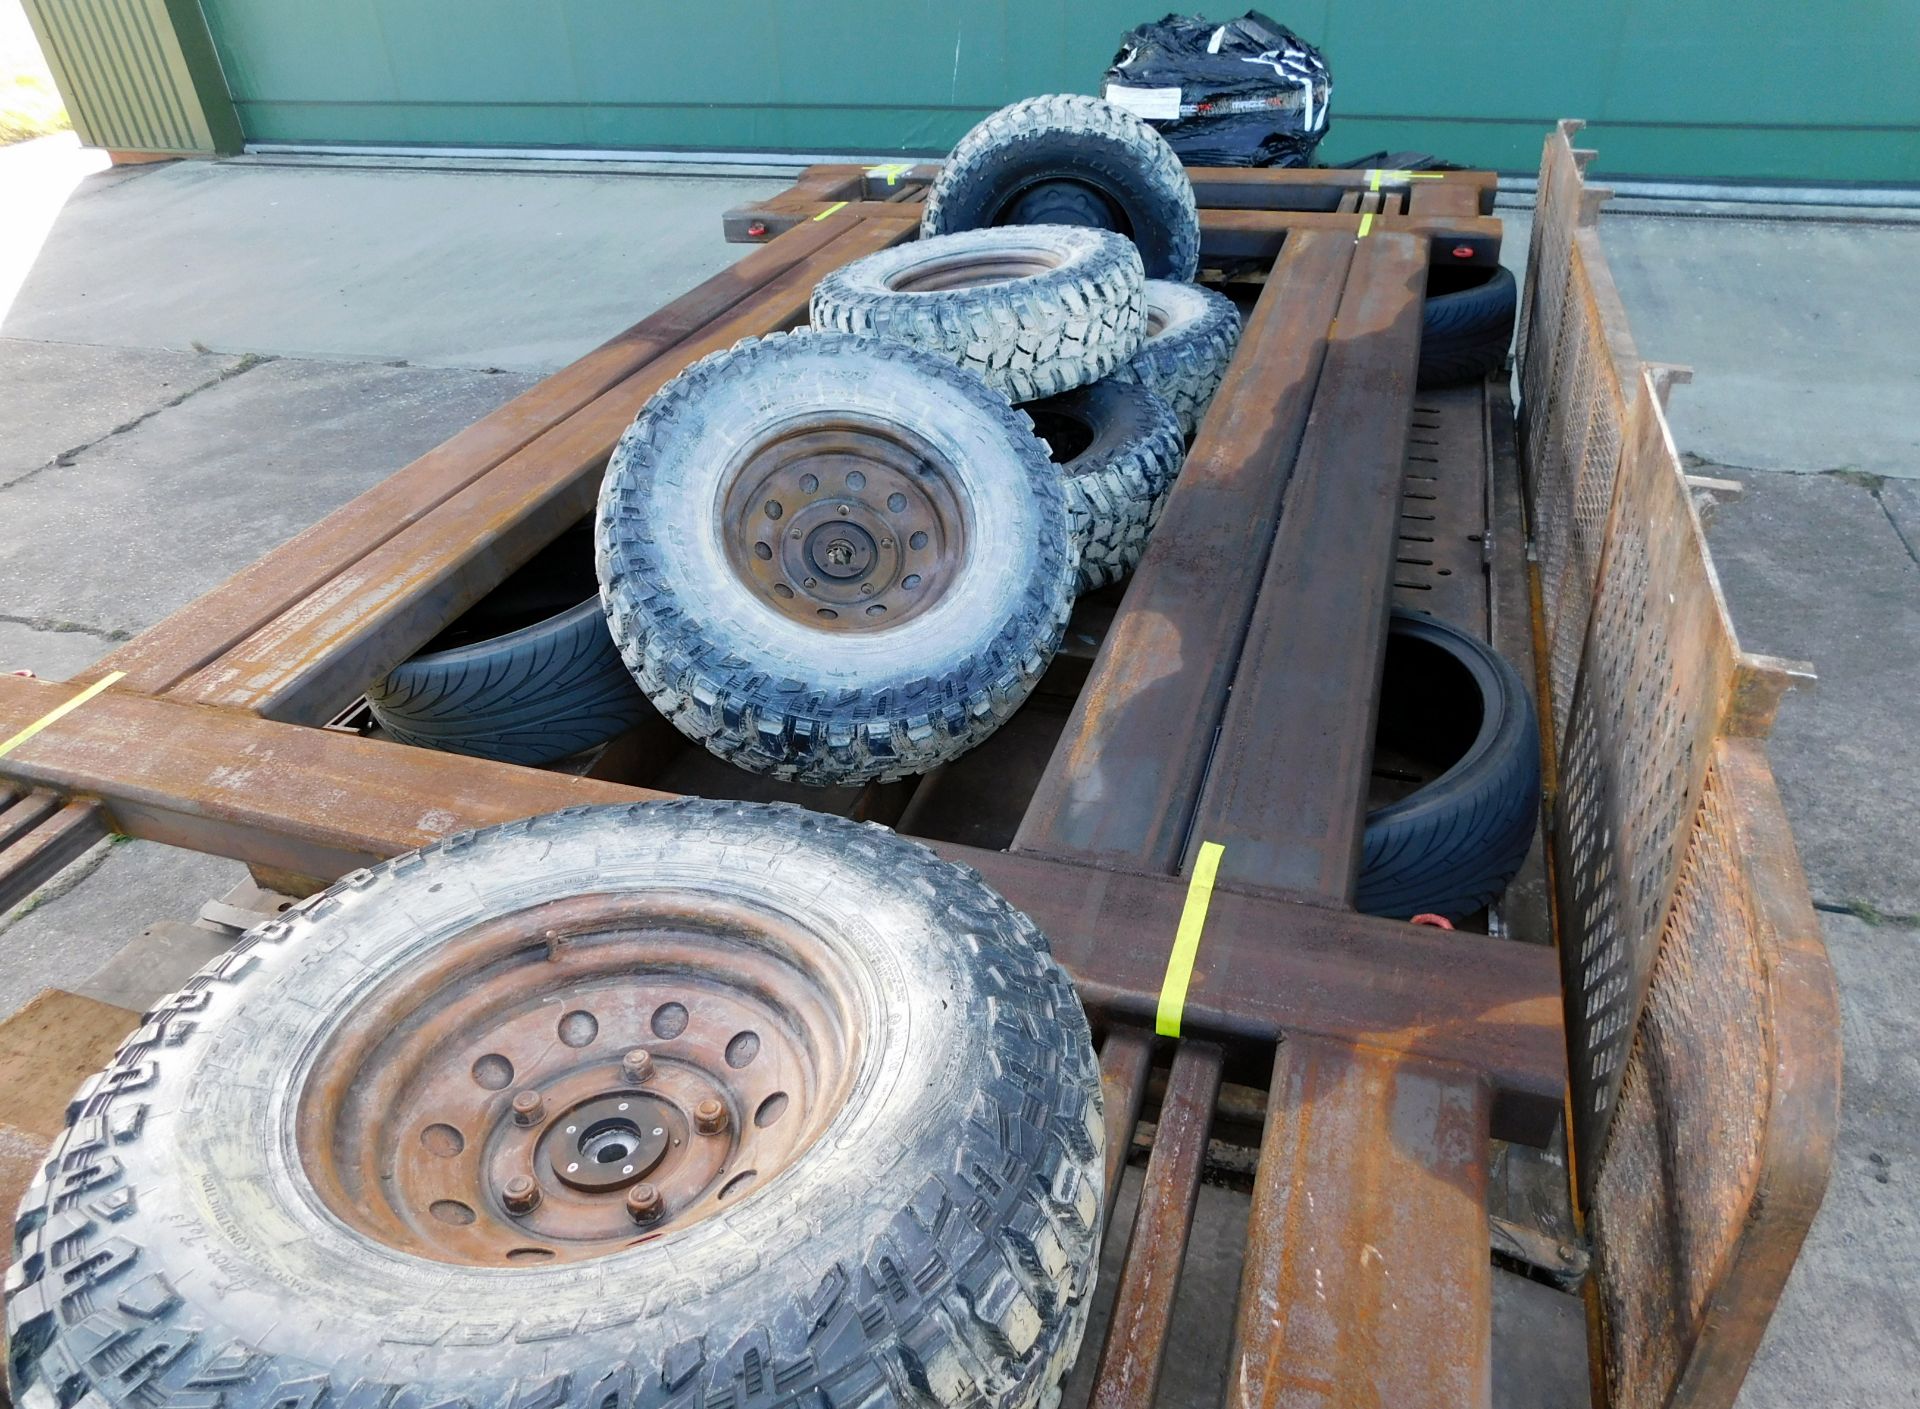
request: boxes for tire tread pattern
[1110,281,1242,439]
[5,801,1104,1409]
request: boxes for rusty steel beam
[0,672,1564,1141]
[167,215,915,726]
[1089,1041,1223,1409]
[0,798,110,915]
[1014,229,1354,871]
[1096,1029,1154,1235]
[83,212,882,699]
[1226,1036,1494,1409]
[1186,230,1429,898]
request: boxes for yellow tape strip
[1156,840,1225,1037]
[1365,167,1448,191]
[0,671,124,759]
[865,162,914,186]
[1356,211,1375,239]
[813,200,850,221]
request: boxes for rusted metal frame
[1014,229,1356,870]
[1392,383,1492,640]
[0,798,110,914]
[0,671,1565,1142]
[81,213,877,699]
[1185,230,1428,897]
[1088,1041,1223,1409]
[168,215,915,726]
[757,161,1497,207]
[722,197,1504,269]
[1626,739,1840,1409]
[1226,1035,1495,1409]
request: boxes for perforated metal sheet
[1589,746,1771,1407]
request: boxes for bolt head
[621,1048,655,1085]
[511,1089,545,1125]
[694,1098,728,1136]
[802,576,817,589]
[626,1182,663,1223]
[503,1176,541,1215]
[836,504,850,516]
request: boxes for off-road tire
[810,227,1145,402]
[1359,610,1542,919]
[1419,264,1517,388]
[4,800,1105,1409]
[1111,281,1242,439]
[597,332,1075,784]
[1022,380,1184,593]
[923,95,1201,282]
[368,595,650,765]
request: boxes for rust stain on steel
[1227,1035,1493,1409]
[1014,230,1356,873]
[1089,1040,1224,1409]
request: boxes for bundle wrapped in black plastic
[1102,12,1331,167]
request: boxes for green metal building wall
[173,1,1920,180]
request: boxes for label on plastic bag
[1104,84,1182,121]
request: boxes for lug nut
[503,1176,541,1215]
[621,1048,655,1085]
[626,1182,663,1223]
[694,1098,728,1136]
[511,1089,545,1126]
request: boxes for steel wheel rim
[295,892,862,1266]
[719,416,971,630]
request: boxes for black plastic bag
[1102,12,1331,167]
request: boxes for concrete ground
[1,132,1916,1404]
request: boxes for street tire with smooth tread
[1359,609,1541,919]
[597,331,1075,784]
[1021,380,1184,594]
[923,94,1201,282]
[1419,264,1517,388]
[368,594,650,766]
[810,226,1146,402]
[4,799,1104,1409]
[1111,280,1243,439]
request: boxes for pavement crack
[1812,898,1920,930]
[0,352,276,493]
[0,613,132,643]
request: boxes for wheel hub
[295,893,861,1265]
[721,420,969,628]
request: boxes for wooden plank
[0,673,1565,1141]
[1186,231,1427,899]
[0,990,142,1290]
[85,214,874,698]
[1013,229,1354,872]
[1089,1042,1223,1409]
[173,215,915,725]
[1226,1036,1494,1409]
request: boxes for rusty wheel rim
[719,415,970,630]
[295,893,862,1266]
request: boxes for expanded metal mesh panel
[1589,747,1773,1408]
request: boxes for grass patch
[1,66,68,144]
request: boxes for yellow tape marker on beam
[1365,167,1448,191]
[1356,211,1375,239]
[813,200,850,221]
[0,671,125,759]
[865,162,914,186]
[1156,840,1225,1038]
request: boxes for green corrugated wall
[65,1,1920,180]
